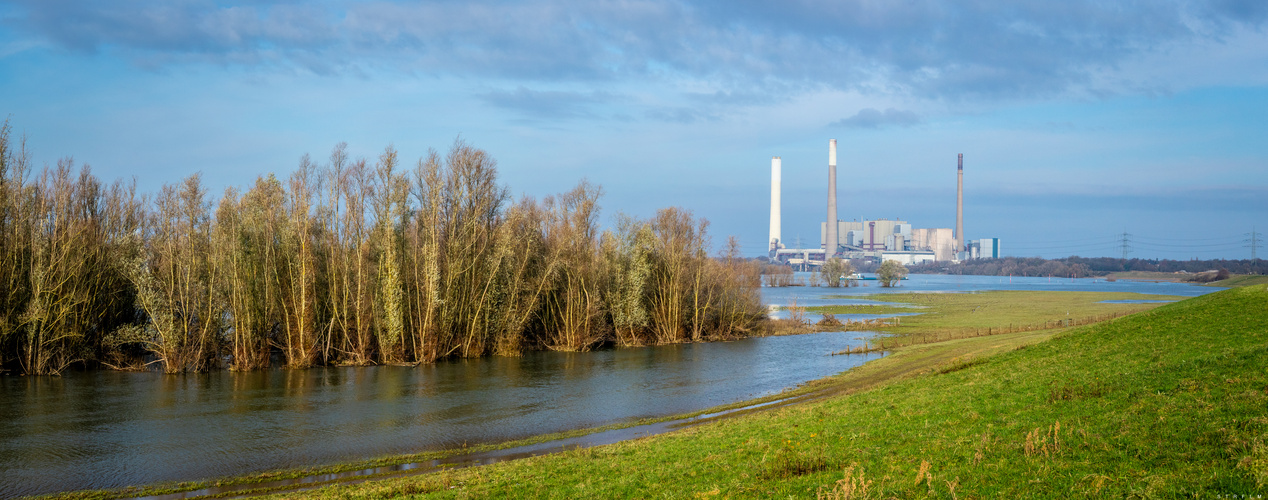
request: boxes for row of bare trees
[0,121,764,375]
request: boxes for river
[0,274,1216,497]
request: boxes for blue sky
[2,0,1266,260]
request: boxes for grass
[803,291,1185,350]
[1209,275,1268,288]
[289,284,1268,498]
[1104,271,1189,281]
[1107,272,1268,288]
[860,290,1185,331]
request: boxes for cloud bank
[8,0,1268,103]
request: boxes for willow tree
[435,140,510,358]
[685,218,713,342]
[371,146,409,364]
[330,158,376,364]
[404,150,444,362]
[877,260,908,287]
[281,156,322,367]
[318,143,353,363]
[1,124,143,374]
[820,257,853,288]
[95,178,148,369]
[711,236,763,338]
[0,120,32,370]
[19,161,101,374]
[492,196,557,355]
[541,181,604,351]
[647,207,708,344]
[130,174,222,372]
[602,215,654,346]
[213,189,268,370]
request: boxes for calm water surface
[0,274,1216,497]
[763,273,1216,319]
[0,331,880,497]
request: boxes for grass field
[1106,272,1268,288]
[1210,275,1268,288]
[1104,271,1189,281]
[300,285,1268,498]
[803,291,1185,348]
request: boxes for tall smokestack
[955,153,964,257]
[826,139,838,258]
[770,157,781,253]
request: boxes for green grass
[1209,275,1268,288]
[803,303,920,316]
[296,285,1268,498]
[809,291,1184,341]
[1105,271,1189,281]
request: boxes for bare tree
[541,181,604,351]
[0,120,33,371]
[647,207,708,344]
[371,146,409,364]
[130,174,222,373]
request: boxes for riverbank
[288,284,1267,497]
[29,288,1204,499]
[40,318,1067,500]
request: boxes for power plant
[768,141,999,268]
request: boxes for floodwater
[0,331,881,498]
[763,273,1217,320]
[0,274,1218,498]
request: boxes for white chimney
[826,140,838,258]
[770,156,781,253]
[956,153,964,257]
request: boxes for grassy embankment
[297,285,1267,498]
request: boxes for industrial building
[768,140,998,268]
[968,238,1001,259]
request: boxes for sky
[1,0,1266,260]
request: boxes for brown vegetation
[0,121,764,374]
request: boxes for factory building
[768,141,999,268]
[819,219,947,263]
[911,228,956,262]
[968,238,1001,259]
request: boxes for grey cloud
[8,0,1268,100]
[832,108,920,129]
[479,87,618,120]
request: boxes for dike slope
[300,285,1268,498]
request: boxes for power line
[1132,241,1244,249]
[1120,231,1132,260]
[1006,241,1119,251]
[1248,227,1263,261]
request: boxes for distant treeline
[0,120,763,375]
[909,256,1268,278]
